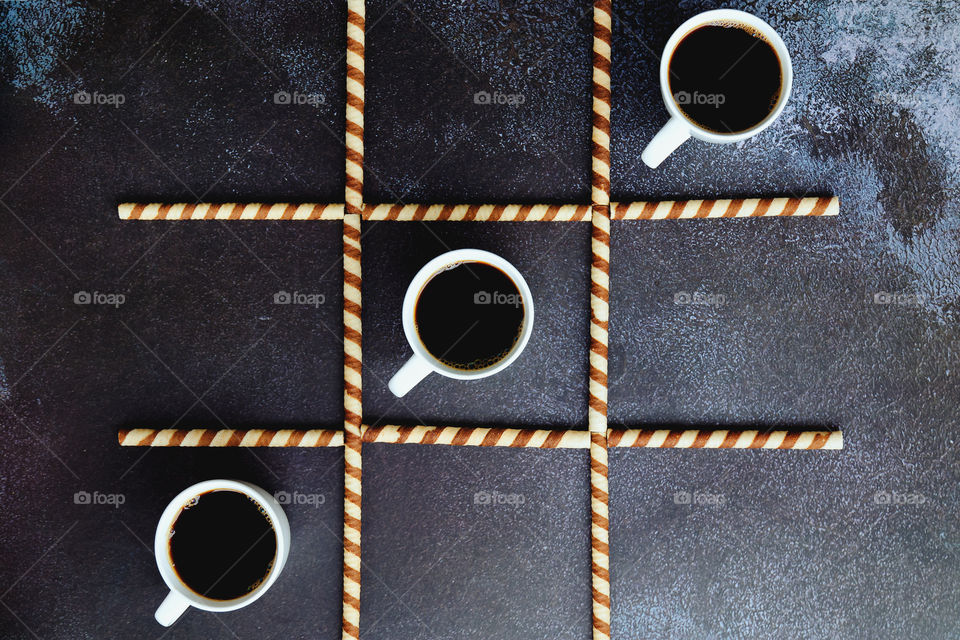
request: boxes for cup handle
[155,590,190,627]
[388,354,433,397]
[641,115,691,168]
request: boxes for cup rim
[400,248,534,380]
[658,8,793,143]
[153,479,290,612]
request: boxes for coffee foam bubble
[706,20,769,43]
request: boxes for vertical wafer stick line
[591,0,612,207]
[342,2,365,640]
[342,212,363,640]
[589,1,613,638]
[345,0,365,217]
[589,203,612,640]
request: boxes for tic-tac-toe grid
[116,2,842,639]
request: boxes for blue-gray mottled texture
[0,1,957,639]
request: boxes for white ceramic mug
[387,249,534,397]
[153,479,291,626]
[640,9,793,168]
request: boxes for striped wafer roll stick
[362,425,591,448]
[362,203,591,222]
[589,204,612,640]
[342,216,363,640]
[345,1,365,217]
[118,202,344,221]
[342,2,365,638]
[117,428,344,447]
[592,0,612,207]
[612,196,839,220]
[589,1,613,636]
[607,428,843,450]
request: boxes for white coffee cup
[640,9,793,168]
[388,249,534,397]
[153,479,291,626]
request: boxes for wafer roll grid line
[116,2,841,637]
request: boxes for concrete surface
[0,1,958,639]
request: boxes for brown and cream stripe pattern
[345,0,365,218]
[342,2,365,639]
[612,196,839,220]
[363,203,591,222]
[590,1,613,638]
[592,0,612,207]
[117,202,345,220]
[362,425,590,448]
[607,429,843,449]
[116,428,343,447]
[117,197,840,223]
[118,427,843,451]
[342,211,363,640]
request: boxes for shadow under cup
[167,489,278,601]
[414,260,526,372]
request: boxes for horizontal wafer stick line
[361,424,590,447]
[612,196,839,220]
[608,428,842,450]
[117,202,345,220]
[116,427,842,449]
[362,203,591,221]
[117,428,343,447]
[117,197,839,222]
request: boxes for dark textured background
[1,1,958,639]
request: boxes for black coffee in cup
[415,261,524,371]
[668,22,781,133]
[168,490,277,600]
